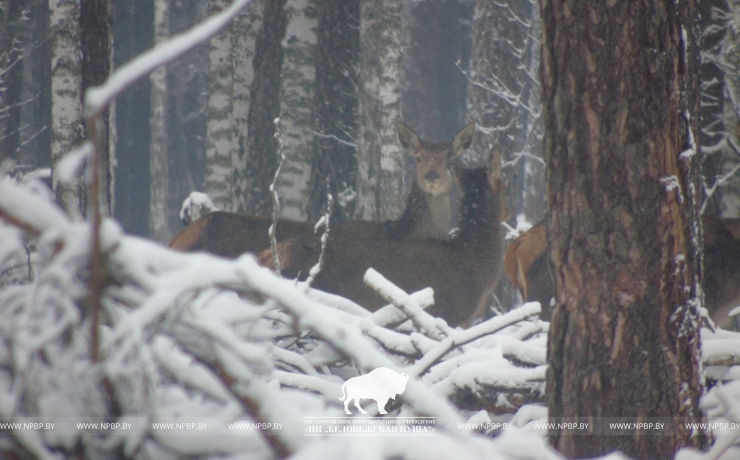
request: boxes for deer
[503,223,553,320]
[504,217,740,326]
[167,121,476,258]
[259,148,507,328]
[703,216,740,327]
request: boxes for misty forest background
[3,0,740,459]
[5,0,740,308]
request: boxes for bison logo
[338,367,409,415]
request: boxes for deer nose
[424,170,440,182]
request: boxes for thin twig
[305,177,332,288]
[269,118,284,276]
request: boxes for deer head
[396,120,474,197]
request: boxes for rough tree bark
[355,0,403,221]
[49,0,85,217]
[274,0,318,221]
[149,0,170,242]
[542,0,706,458]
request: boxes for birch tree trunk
[274,0,317,221]
[204,0,235,211]
[149,0,170,241]
[542,0,706,457]
[232,4,263,213]
[49,0,85,217]
[355,0,403,221]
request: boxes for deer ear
[396,120,422,152]
[486,144,503,182]
[451,122,475,155]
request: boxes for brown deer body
[704,216,740,327]
[261,163,506,328]
[505,218,740,326]
[168,121,475,257]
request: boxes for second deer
[168,121,475,258]
[261,149,507,328]
[505,217,740,326]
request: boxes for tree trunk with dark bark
[81,0,111,215]
[541,0,706,458]
[308,0,359,222]
[244,0,287,216]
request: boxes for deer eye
[415,156,421,163]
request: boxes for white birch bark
[275,0,317,221]
[49,0,84,217]
[356,0,403,220]
[149,0,170,241]
[205,0,235,211]
[231,3,263,213]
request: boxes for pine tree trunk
[49,0,85,217]
[541,1,706,458]
[232,3,263,213]
[274,0,317,221]
[205,0,235,211]
[355,0,403,221]
[149,0,170,242]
